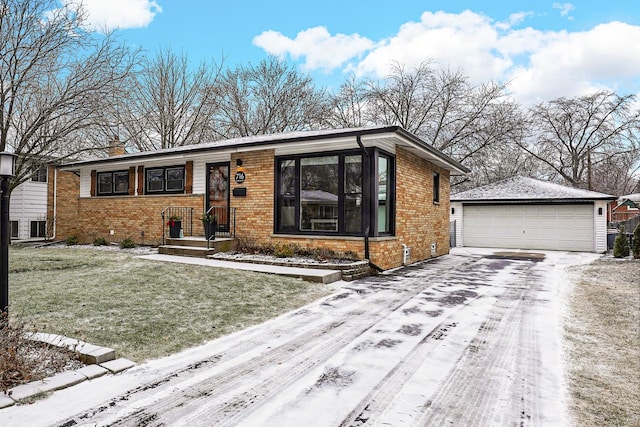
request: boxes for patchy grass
[9,247,331,362]
[565,259,640,427]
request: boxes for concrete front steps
[159,237,237,257]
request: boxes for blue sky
[75,0,640,105]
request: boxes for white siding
[450,202,464,247]
[192,154,229,194]
[9,179,48,240]
[594,200,608,253]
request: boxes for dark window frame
[10,220,19,239]
[374,151,396,235]
[274,148,394,237]
[31,165,48,183]
[145,166,185,194]
[96,170,130,196]
[433,172,440,204]
[30,220,46,238]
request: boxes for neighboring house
[450,176,615,253]
[608,193,640,223]
[52,126,470,270]
[9,165,51,241]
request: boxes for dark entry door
[206,163,230,232]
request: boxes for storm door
[206,163,230,233]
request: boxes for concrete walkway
[137,254,343,284]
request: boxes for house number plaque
[234,167,246,184]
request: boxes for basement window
[30,221,47,238]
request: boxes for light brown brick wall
[52,170,80,239]
[230,150,275,241]
[393,146,451,265]
[75,194,204,245]
[52,145,452,269]
[230,146,451,270]
[52,169,204,245]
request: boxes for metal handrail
[161,206,194,245]
[204,206,236,249]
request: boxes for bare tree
[522,91,640,192]
[334,61,525,188]
[115,48,222,151]
[210,56,330,138]
[0,0,137,187]
[325,76,368,128]
[452,99,539,190]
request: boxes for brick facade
[230,150,275,241]
[53,143,454,269]
[51,170,80,239]
[54,170,204,245]
[223,147,450,270]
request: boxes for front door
[206,163,230,233]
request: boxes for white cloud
[253,27,375,72]
[552,3,575,18]
[253,10,640,104]
[353,11,512,84]
[507,21,640,103]
[65,0,162,31]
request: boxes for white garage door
[462,204,594,251]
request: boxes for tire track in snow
[72,256,478,426]
[337,259,526,426]
[411,260,540,426]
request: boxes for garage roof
[451,176,616,202]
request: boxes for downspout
[51,168,57,240]
[356,135,384,273]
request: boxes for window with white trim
[31,166,48,182]
[10,221,19,239]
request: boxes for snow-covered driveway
[4,249,598,426]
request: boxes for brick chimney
[108,136,125,157]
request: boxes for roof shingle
[451,176,615,201]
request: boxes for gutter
[51,168,57,240]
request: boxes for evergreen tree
[613,226,630,258]
[632,223,640,259]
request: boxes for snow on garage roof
[451,176,616,202]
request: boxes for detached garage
[451,176,615,252]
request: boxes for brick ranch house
[49,126,469,270]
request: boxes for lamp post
[0,151,16,319]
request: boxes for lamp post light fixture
[0,151,16,319]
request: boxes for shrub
[613,226,630,258]
[64,235,78,246]
[633,223,640,259]
[273,242,296,258]
[119,238,136,249]
[93,237,108,246]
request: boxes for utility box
[402,244,411,265]
[430,242,437,256]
